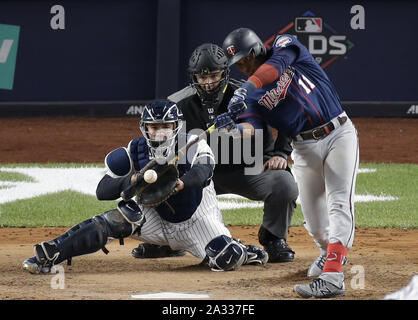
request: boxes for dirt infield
[0,117,417,300]
[1,117,417,164]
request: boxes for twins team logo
[258,67,295,110]
[265,11,354,68]
[226,45,236,56]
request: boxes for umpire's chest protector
[128,137,203,223]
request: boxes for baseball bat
[120,124,216,201]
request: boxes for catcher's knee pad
[116,200,145,231]
[205,235,248,271]
[99,202,145,245]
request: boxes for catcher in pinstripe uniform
[22,99,268,273]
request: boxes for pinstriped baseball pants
[131,181,231,259]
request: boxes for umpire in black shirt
[132,43,299,263]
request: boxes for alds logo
[265,10,354,69]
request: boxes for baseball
[144,169,158,184]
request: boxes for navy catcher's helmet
[140,99,183,159]
[222,28,266,66]
[188,43,230,105]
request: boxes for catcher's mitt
[121,163,179,207]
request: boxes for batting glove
[214,112,243,133]
[227,88,248,120]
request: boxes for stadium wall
[0,0,417,118]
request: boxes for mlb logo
[295,17,323,33]
[226,45,236,55]
[266,10,354,69]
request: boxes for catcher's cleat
[22,256,51,274]
[264,238,295,263]
[294,277,345,298]
[34,241,60,267]
[244,245,268,266]
[307,255,326,277]
[131,243,186,259]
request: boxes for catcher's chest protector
[129,137,152,171]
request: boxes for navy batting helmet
[222,28,266,66]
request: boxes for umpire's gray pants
[213,168,298,239]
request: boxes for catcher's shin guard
[35,206,143,267]
[35,215,112,267]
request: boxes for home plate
[131,292,210,299]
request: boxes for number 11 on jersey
[298,74,316,94]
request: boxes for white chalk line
[0,167,397,208]
[131,292,210,299]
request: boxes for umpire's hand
[263,156,287,171]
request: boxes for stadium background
[0,0,417,117]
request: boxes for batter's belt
[293,112,348,141]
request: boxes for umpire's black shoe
[264,239,295,263]
[131,243,186,259]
